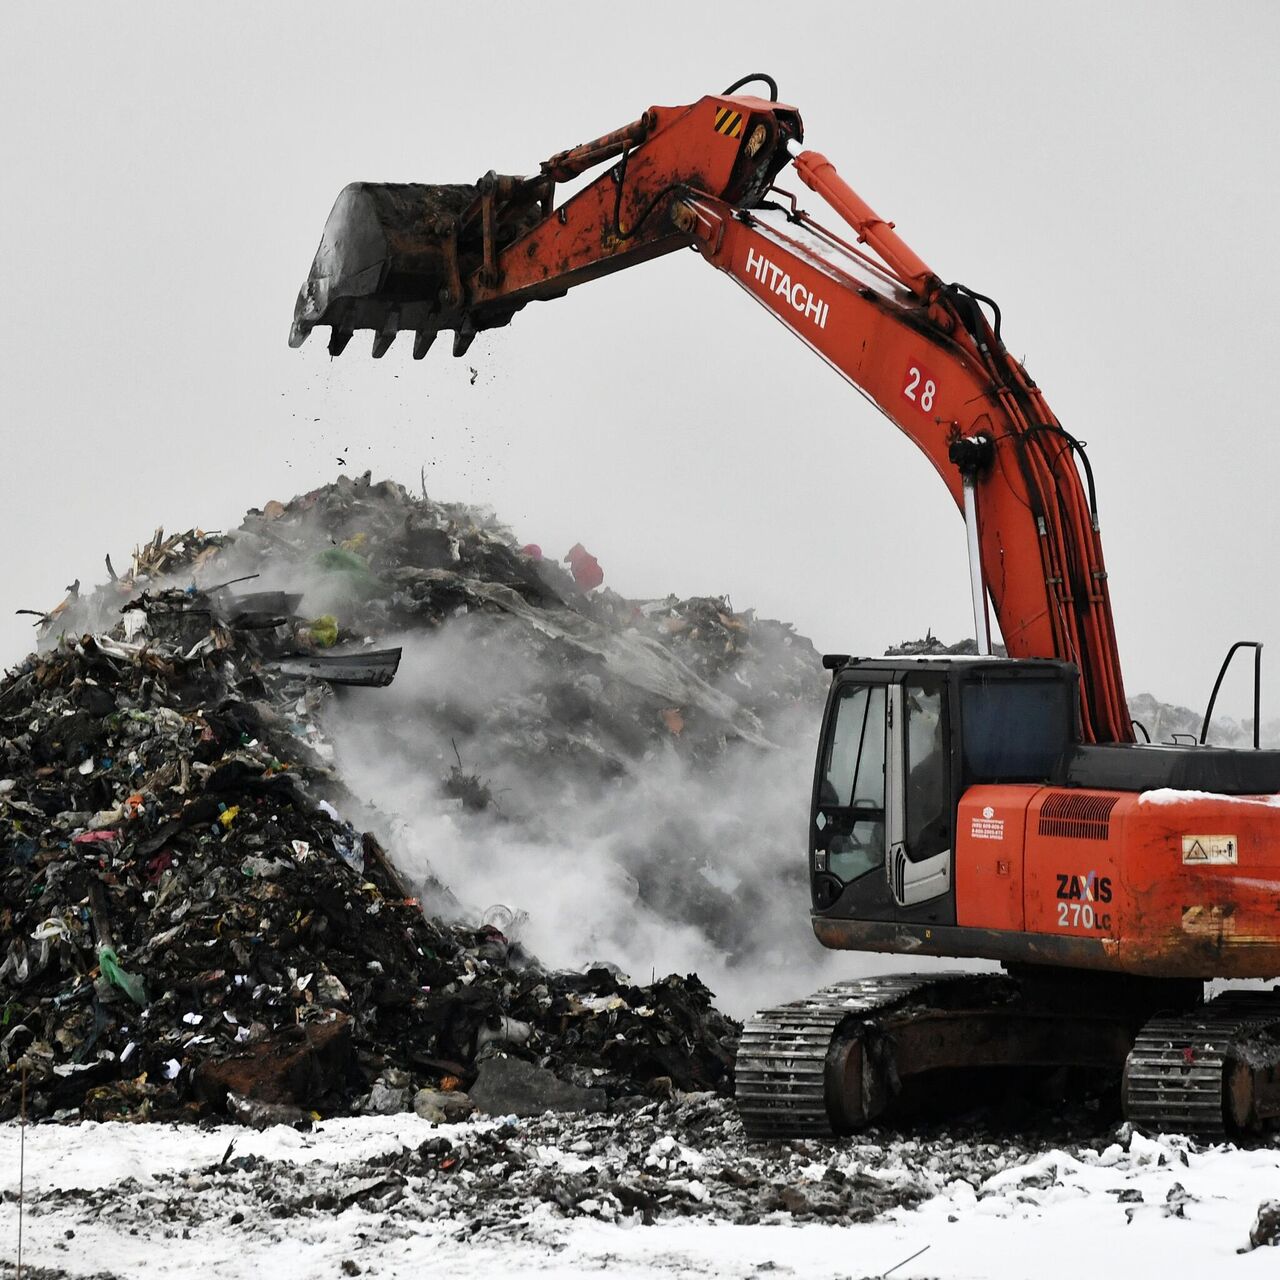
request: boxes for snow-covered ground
[2,1104,1278,1279]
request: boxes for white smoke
[320,619,885,1018]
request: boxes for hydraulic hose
[721,73,778,101]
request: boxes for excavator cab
[811,656,1077,925]
[810,654,1280,987]
[741,653,1280,1141]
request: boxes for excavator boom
[290,81,1130,743]
[290,88,800,357]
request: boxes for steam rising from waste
[325,624,857,1017]
[215,476,885,1016]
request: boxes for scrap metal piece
[267,647,402,688]
[221,590,302,614]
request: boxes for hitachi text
[744,248,829,329]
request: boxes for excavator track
[1122,992,1280,1139]
[735,973,969,1140]
[735,971,1265,1142]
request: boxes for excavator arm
[290,79,1132,743]
[289,79,802,357]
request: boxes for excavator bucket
[289,176,549,359]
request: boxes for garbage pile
[221,478,824,998]
[137,471,828,1014]
[203,472,825,761]
[0,622,736,1124]
[885,629,1006,658]
[1,473,820,1124]
[1127,690,1280,750]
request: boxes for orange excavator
[292,77,1280,1138]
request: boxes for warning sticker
[970,806,1005,841]
[1181,835,1238,865]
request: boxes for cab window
[819,684,886,882]
[962,678,1072,782]
[904,682,949,860]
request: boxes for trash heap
[0,473,820,1124]
[1127,691,1280,750]
[207,472,824,763]
[96,473,825,995]
[884,629,1004,658]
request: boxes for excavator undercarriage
[737,972,1280,1141]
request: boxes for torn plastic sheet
[266,647,402,687]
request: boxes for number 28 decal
[902,362,938,413]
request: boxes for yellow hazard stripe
[714,109,744,138]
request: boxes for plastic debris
[97,945,148,1008]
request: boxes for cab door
[813,673,954,920]
[813,680,889,908]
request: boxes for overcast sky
[3,2,1278,716]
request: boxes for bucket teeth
[371,310,401,358]
[292,179,539,360]
[452,325,476,359]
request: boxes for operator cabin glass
[904,684,949,861]
[820,685,886,881]
[961,678,1073,783]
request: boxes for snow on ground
[2,1106,1278,1279]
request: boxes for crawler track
[737,972,1280,1142]
[735,973,970,1140]
[1122,993,1280,1138]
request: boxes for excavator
[291,76,1280,1139]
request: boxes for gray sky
[3,1,1278,715]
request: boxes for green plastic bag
[98,945,148,1007]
